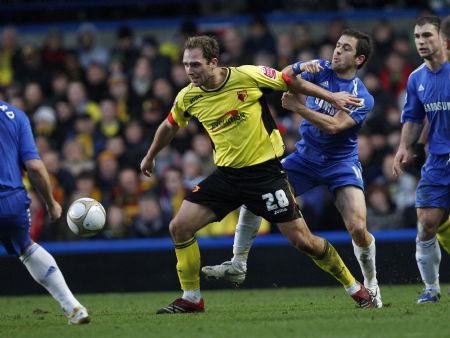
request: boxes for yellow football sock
[311,240,356,288]
[437,218,450,255]
[174,237,200,291]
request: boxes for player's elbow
[322,124,339,135]
[25,159,45,174]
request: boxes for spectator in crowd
[41,150,76,205]
[84,62,109,102]
[366,183,405,231]
[158,166,188,219]
[220,27,251,67]
[62,139,95,177]
[130,193,170,238]
[67,81,101,121]
[103,205,129,239]
[244,16,277,57]
[0,26,21,86]
[96,150,120,208]
[77,23,110,70]
[70,170,102,203]
[122,119,149,166]
[111,25,139,76]
[181,151,205,190]
[41,27,67,73]
[140,36,172,79]
[98,97,124,139]
[112,168,145,226]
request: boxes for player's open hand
[281,92,304,112]
[301,60,324,74]
[140,155,156,177]
[393,147,410,177]
[330,91,362,113]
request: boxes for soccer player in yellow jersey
[140,35,376,314]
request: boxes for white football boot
[68,306,91,325]
[201,261,246,286]
[367,285,383,308]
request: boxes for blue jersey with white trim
[401,61,450,155]
[0,101,40,197]
[295,59,374,161]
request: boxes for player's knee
[417,220,439,241]
[348,225,367,242]
[169,218,192,242]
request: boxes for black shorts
[185,159,302,223]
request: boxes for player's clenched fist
[140,155,155,177]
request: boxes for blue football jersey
[295,59,374,162]
[401,61,450,155]
[0,101,40,197]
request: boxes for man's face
[414,23,441,60]
[183,48,215,87]
[331,35,360,72]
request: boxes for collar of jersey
[200,67,231,92]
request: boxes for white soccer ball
[66,197,106,237]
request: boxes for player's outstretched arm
[393,121,423,177]
[286,74,361,113]
[25,159,62,222]
[282,92,356,134]
[141,118,179,177]
[282,61,323,76]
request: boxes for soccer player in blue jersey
[0,101,90,324]
[202,29,383,307]
[393,15,450,304]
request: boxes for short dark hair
[184,35,219,63]
[341,28,372,69]
[441,16,450,40]
[415,15,441,31]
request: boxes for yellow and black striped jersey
[170,65,290,168]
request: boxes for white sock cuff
[416,236,437,248]
[19,243,40,262]
[352,233,375,251]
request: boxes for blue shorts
[281,150,364,198]
[416,153,450,212]
[0,191,32,256]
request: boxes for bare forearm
[293,106,338,134]
[399,121,423,150]
[26,160,55,208]
[145,120,178,159]
[417,119,429,145]
[288,77,332,102]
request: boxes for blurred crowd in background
[0,13,430,241]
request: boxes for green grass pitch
[0,284,448,338]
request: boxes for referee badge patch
[192,185,200,192]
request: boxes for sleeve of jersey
[239,65,289,91]
[348,93,374,125]
[299,59,327,83]
[401,76,425,124]
[19,114,40,161]
[168,92,190,127]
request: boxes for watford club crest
[237,90,248,102]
